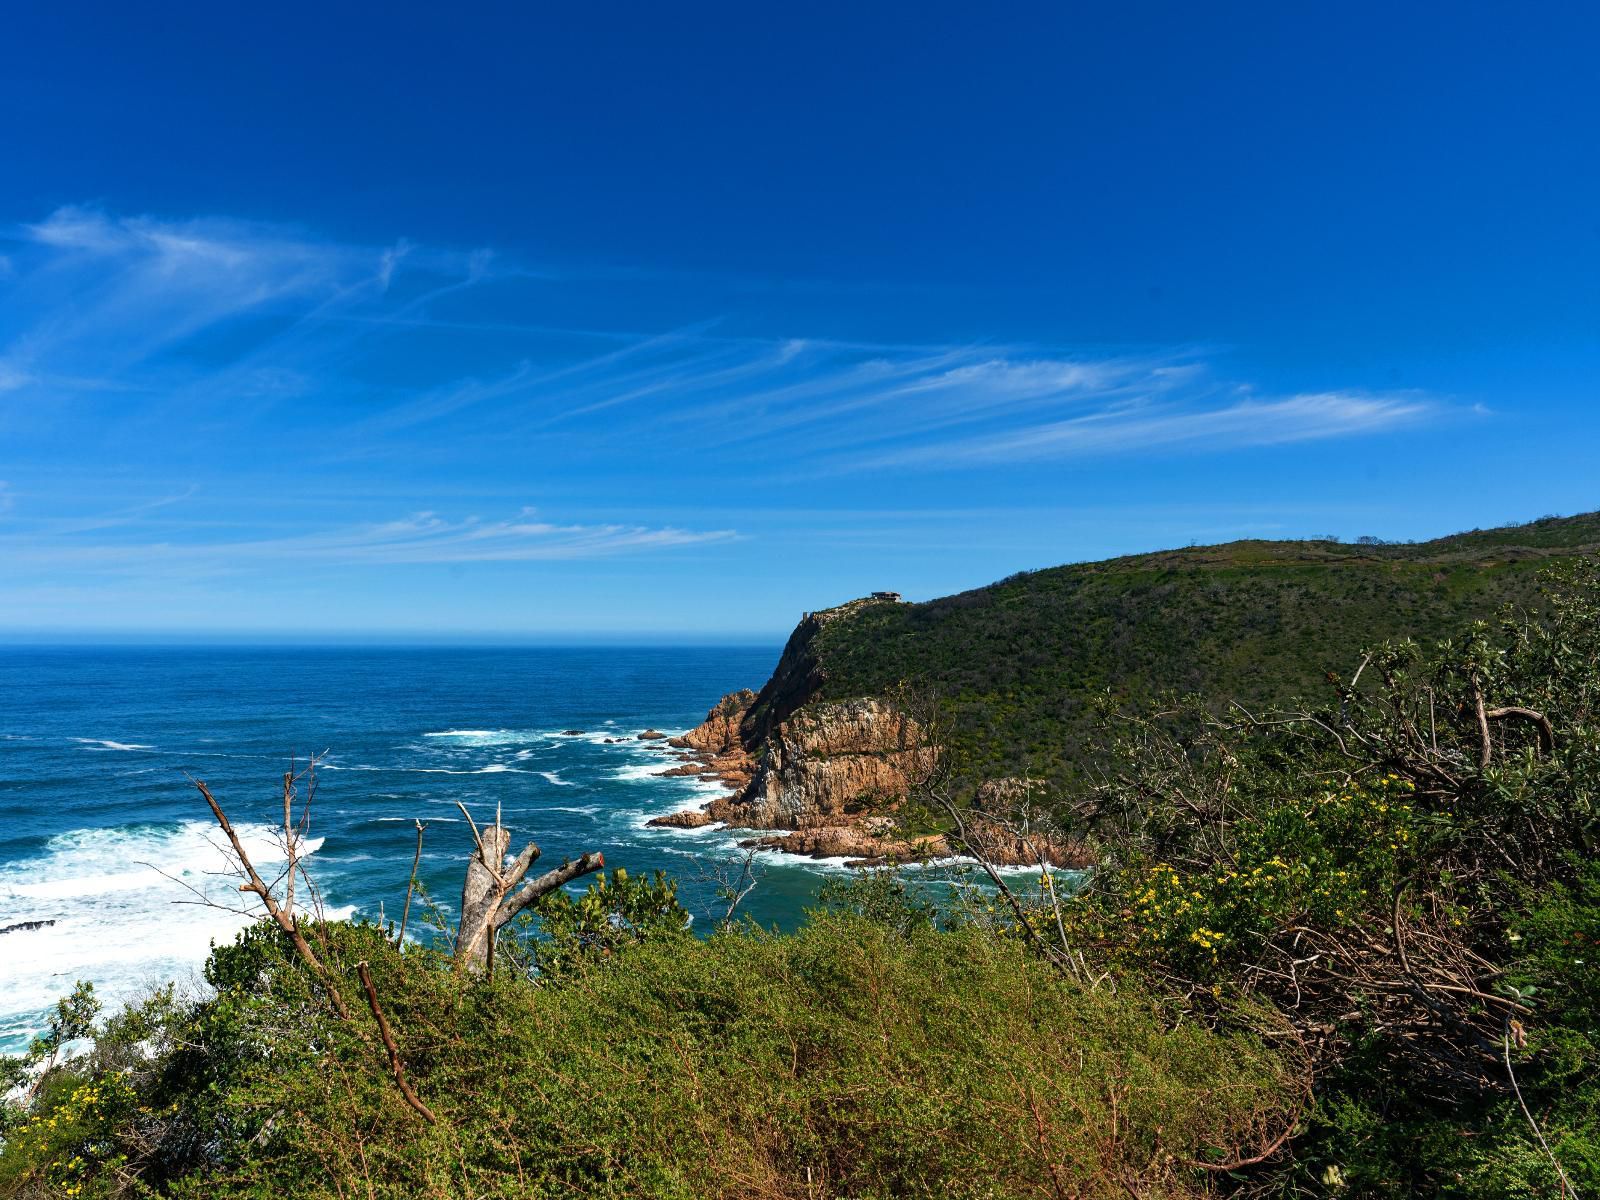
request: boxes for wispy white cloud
[0,202,1486,635]
[261,510,740,564]
[0,506,738,574]
[0,204,1452,482]
[845,389,1434,470]
[0,201,1462,587]
[0,205,486,404]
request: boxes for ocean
[0,643,879,1053]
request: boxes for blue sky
[1,2,1596,639]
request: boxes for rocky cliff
[709,697,934,829]
[650,596,1085,868]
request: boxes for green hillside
[808,511,1600,786]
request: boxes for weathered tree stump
[452,806,604,974]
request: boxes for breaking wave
[0,821,350,1053]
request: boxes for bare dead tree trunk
[457,819,512,969]
[452,801,604,974]
[1472,671,1494,770]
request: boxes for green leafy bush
[1,910,1297,1198]
[504,866,691,979]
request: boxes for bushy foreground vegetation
[0,890,1295,1199]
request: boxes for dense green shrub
[0,911,1295,1199]
[502,866,691,979]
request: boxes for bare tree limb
[397,820,426,946]
[1472,671,1493,771]
[193,778,351,1020]
[356,961,437,1124]
[496,853,606,926]
[1485,706,1557,755]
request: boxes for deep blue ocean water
[0,643,886,1052]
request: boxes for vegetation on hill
[811,512,1600,788]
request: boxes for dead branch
[693,847,767,923]
[1472,671,1493,770]
[193,778,351,1020]
[282,768,296,916]
[497,853,608,924]
[1484,706,1557,755]
[356,961,437,1124]
[397,819,426,946]
[1504,1018,1579,1198]
[1187,1114,1299,1173]
[932,784,1080,984]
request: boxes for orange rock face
[655,689,759,797]
[739,819,1089,870]
[669,689,756,755]
[708,698,937,830]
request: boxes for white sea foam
[0,821,353,1051]
[537,771,577,787]
[322,763,525,776]
[421,729,551,748]
[547,804,601,816]
[71,738,153,752]
[684,776,732,801]
[563,731,624,746]
[610,762,670,783]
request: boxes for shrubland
[965,557,1600,1195]
[0,880,1294,1198]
